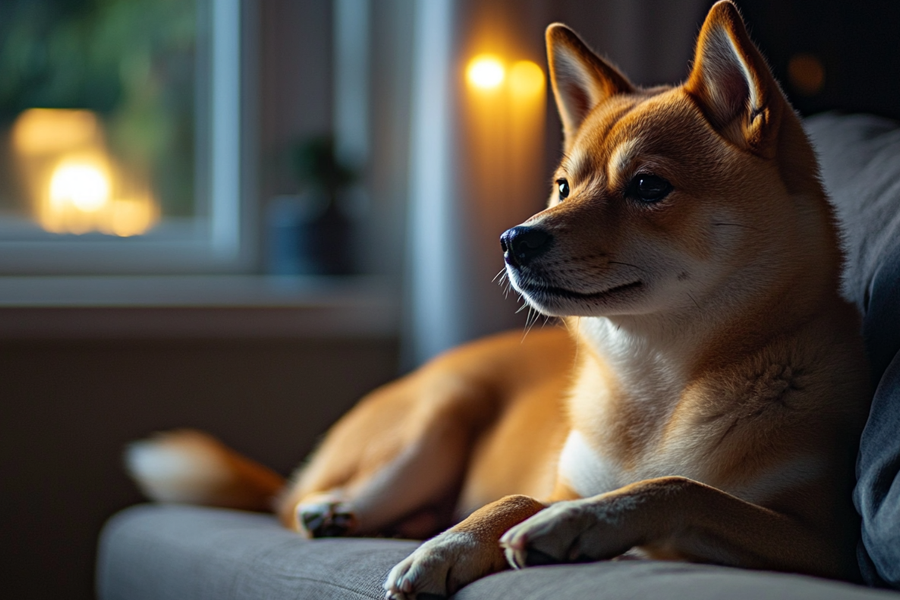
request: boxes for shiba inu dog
[126,2,871,598]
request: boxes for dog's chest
[561,319,702,497]
[557,427,713,498]
[557,430,623,496]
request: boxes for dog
[126,2,871,598]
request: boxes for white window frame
[0,0,254,275]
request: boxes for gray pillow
[806,113,900,588]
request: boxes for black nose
[500,226,552,267]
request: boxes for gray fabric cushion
[805,114,900,589]
[854,351,900,588]
[97,504,419,600]
[97,504,900,600]
[805,114,900,323]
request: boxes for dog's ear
[685,0,783,155]
[546,24,634,143]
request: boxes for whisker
[522,307,541,340]
[492,267,507,283]
[525,310,541,334]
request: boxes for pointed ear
[685,1,784,155]
[546,24,635,143]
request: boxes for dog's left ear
[685,1,784,155]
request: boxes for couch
[96,113,900,599]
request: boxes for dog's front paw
[499,498,636,569]
[384,531,493,600]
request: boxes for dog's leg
[281,329,575,540]
[384,494,547,600]
[282,413,477,538]
[333,415,475,537]
[278,372,498,538]
[500,476,851,579]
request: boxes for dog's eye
[628,174,672,203]
[557,179,570,201]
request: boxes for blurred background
[0,1,898,598]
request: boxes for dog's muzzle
[500,226,552,268]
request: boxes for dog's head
[503,1,838,321]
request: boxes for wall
[0,334,399,600]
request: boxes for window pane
[0,0,200,238]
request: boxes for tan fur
[126,3,871,599]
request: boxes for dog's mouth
[517,279,643,303]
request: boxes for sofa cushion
[96,504,900,600]
[805,113,900,588]
[97,504,420,600]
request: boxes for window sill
[0,275,399,339]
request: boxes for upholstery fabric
[97,504,420,600]
[805,114,900,589]
[97,504,900,600]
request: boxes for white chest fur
[578,317,688,405]
[559,317,695,498]
[557,430,622,498]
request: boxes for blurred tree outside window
[0,0,202,238]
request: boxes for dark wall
[740,0,900,121]
[0,335,399,600]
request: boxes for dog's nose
[501,226,551,266]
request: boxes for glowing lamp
[467,55,505,90]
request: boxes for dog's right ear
[684,1,784,156]
[546,24,634,144]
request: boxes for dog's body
[127,3,871,598]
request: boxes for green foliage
[0,0,198,216]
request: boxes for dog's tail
[124,429,285,511]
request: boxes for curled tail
[125,429,285,512]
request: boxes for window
[0,0,247,274]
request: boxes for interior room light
[49,161,111,212]
[467,55,505,90]
[788,53,825,96]
[509,61,544,98]
[11,109,159,236]
[12,109,101,157]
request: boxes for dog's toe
[297,500,357,538]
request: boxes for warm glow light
[49,161,111,212]
[11,108,160,236]
[788,53,825,96]
[467,55,505,90]
[12,109,101,156]
[509,61,544,98]
[108,197,158,237]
